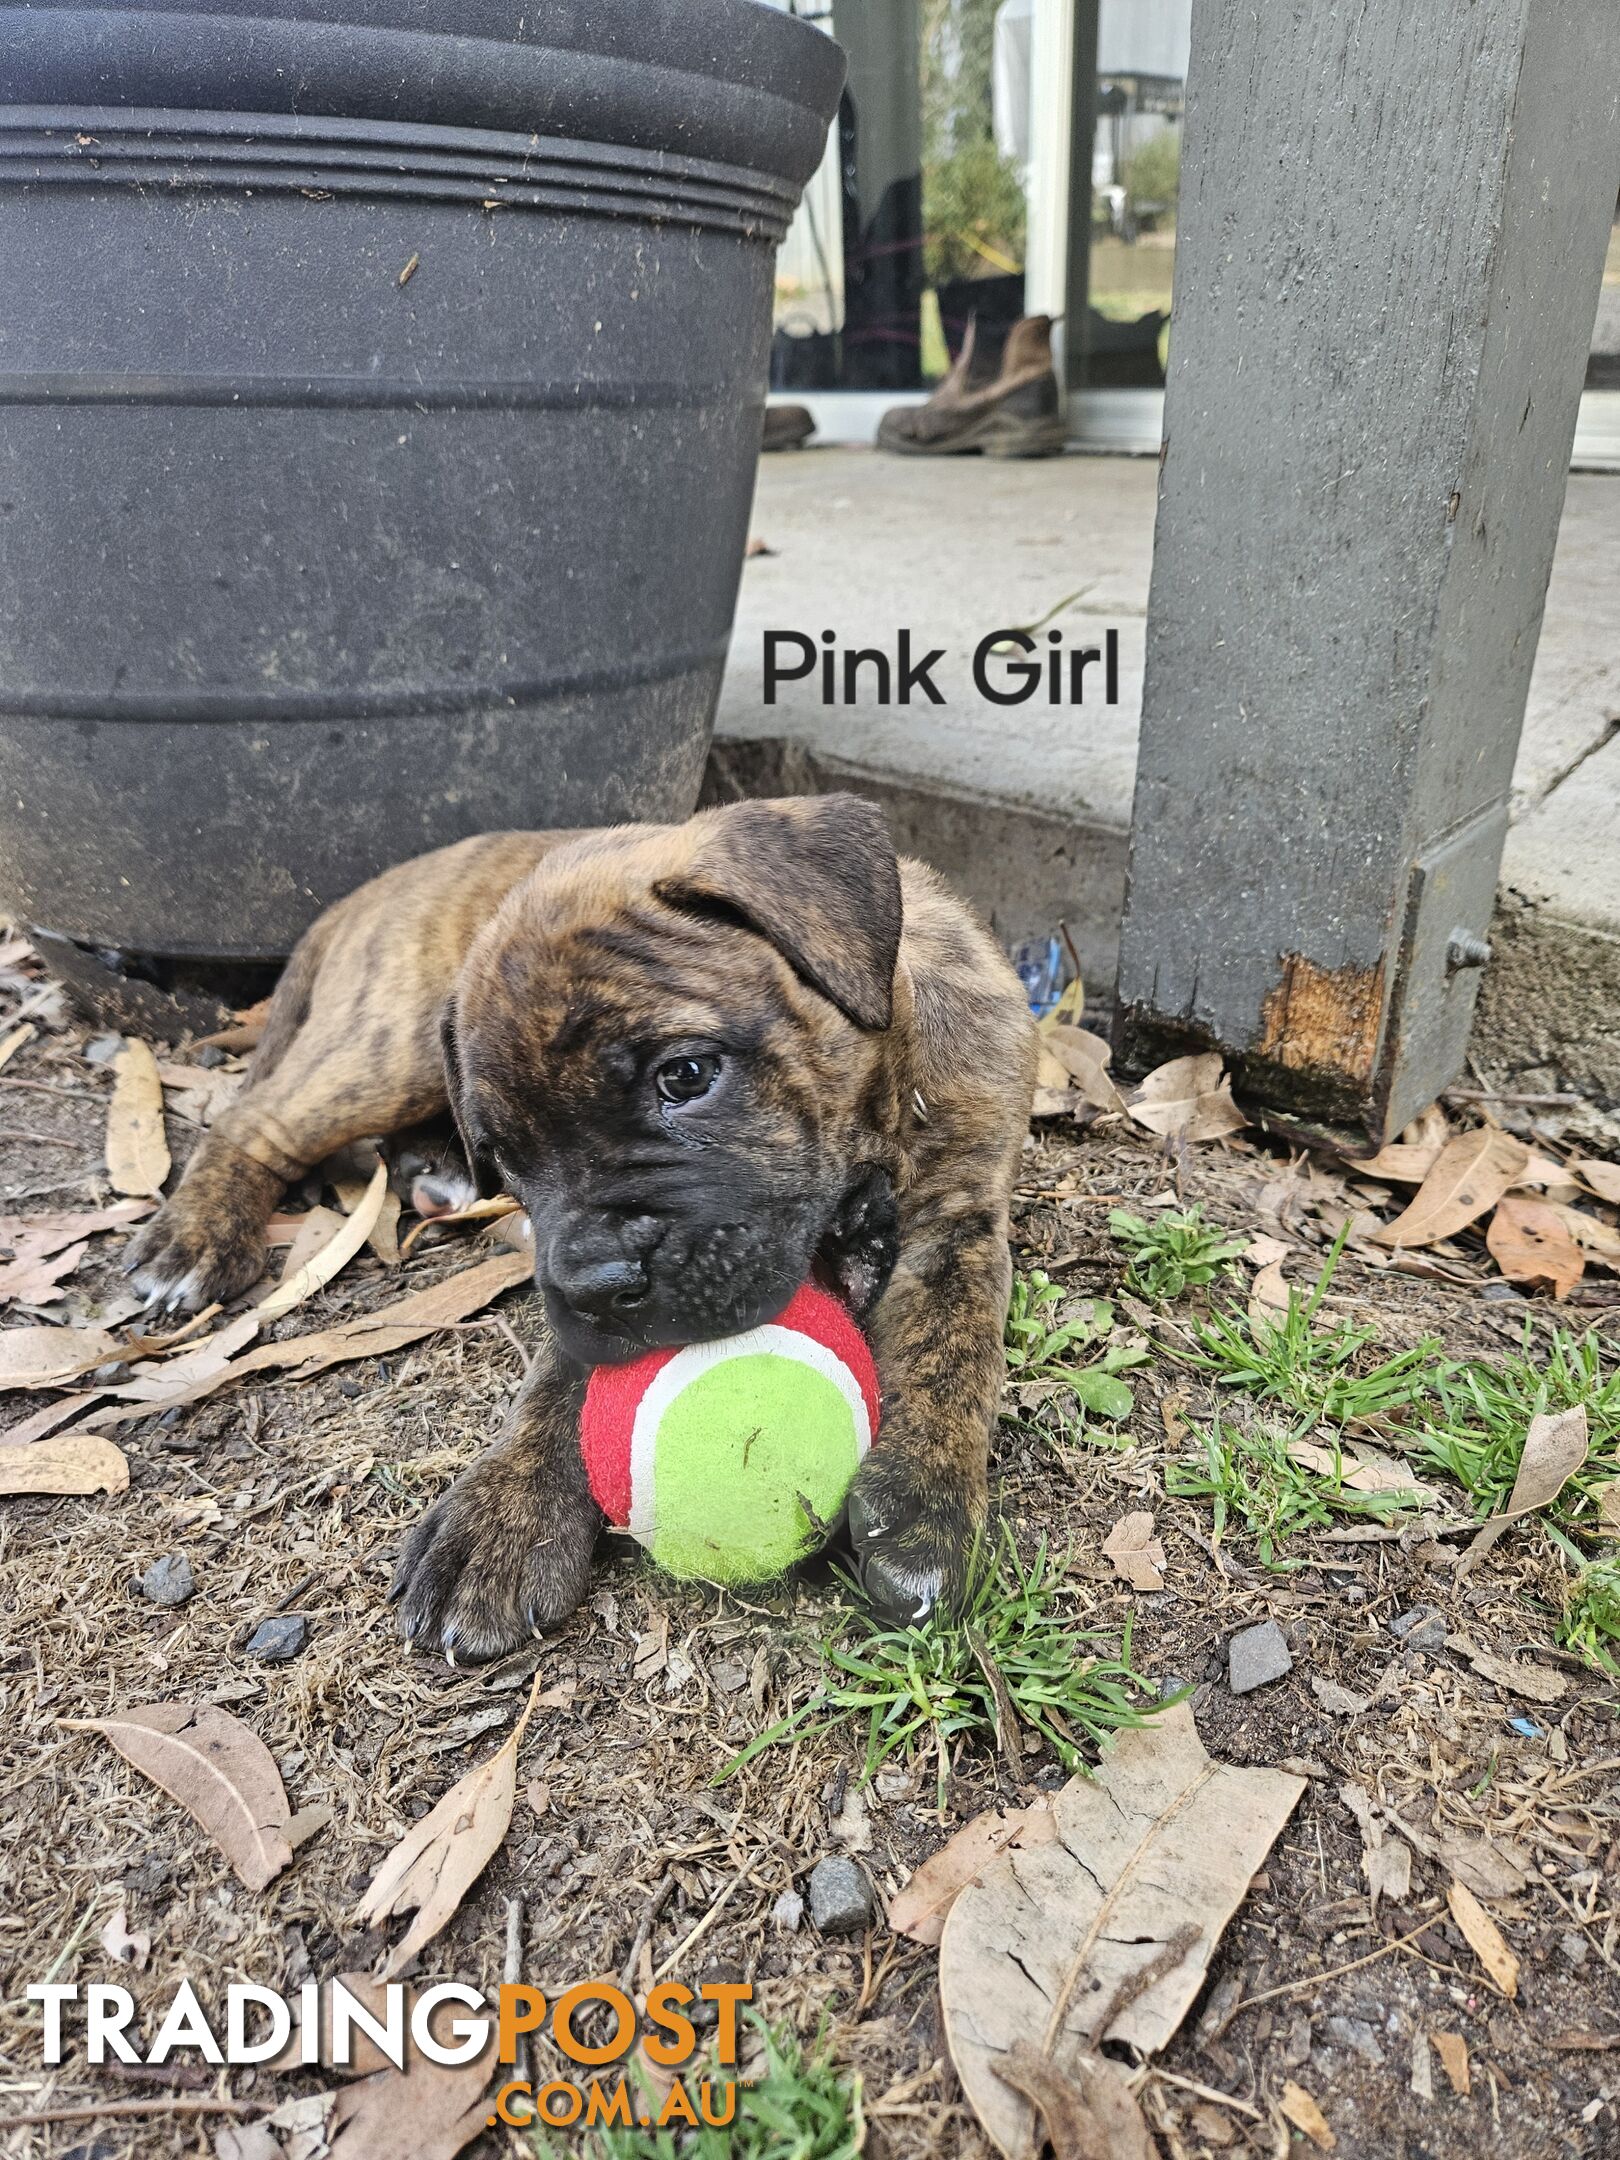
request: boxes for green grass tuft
[1005,1268,1147,1422]
[1182,1229,1443,1429]
[1164,1416,1414,1570]
[1545,1528,1620,1681]
[1411,1324,1620,1531]
[1108,1206,1249,1303]
[533,2017,860,2160]
[717,1526,1160,1807]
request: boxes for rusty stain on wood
[1256,954,1385,1088]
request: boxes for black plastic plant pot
[0,0,844,963]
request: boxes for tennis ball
[580,1283,880,1585]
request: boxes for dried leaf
[1447,1878,1518,1998]
[1369,1129,1529,1249]
[1431,2031,1470,2094]
[197,996,272,1052]
[939,1703,1304,2158]
[1345,1141,1442,1185]
[1391,1817,1530,1900]
[215,2126,286,2160]
[156,1061,242,1127]
[326,2054,492,2159]
[1044,1026,1127,1115]
[65,1702,294,1891]
[0,1324,120,1391]
[84,1249,533,1430]
[1248,1260,1290,1327]
[1102,1511,1166,1592]
[256,1161,387,1321]
[1486,1195,1584,1298]
[0,1236,90,1307]
[1452,1638,1567,1704]
[1513,1151,1584,1202]
[1464,1405,1589,1567]
[1542,1201,1620,1270]
[106,1038,171,1197]
[994,2041,1155,2160]
[1128,1054,1248,1143]
[889,1804,1058,1946]
[355,1671,547,1978]
[277,1206,350,1282]
[398,1196,522,1261]
[0,1199,154,1261]
[1031,1085,1083,1120]
[1402,1104,1451,1151]
[0,1431,128,1495]
[1339,1783,1409,1918]
[1572,1158,1620,1207]
[99,1902,151,1968]
[1278,2082,1335,2152]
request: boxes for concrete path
[716,448,1619,1095]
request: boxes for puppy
[128,796,1037,1657]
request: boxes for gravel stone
[1389,1605,1447,1652]
[1227,1619,1293,1694]
[1327,2015,1386,2064]
[140,1554,195,1607]
[245,1615,310,1662]
[807,1855,872,1936]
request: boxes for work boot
[762,403,816,452]
[876,315,1065,458]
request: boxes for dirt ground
[2,950,1619,2160]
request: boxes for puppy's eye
[655,1054,721,1105]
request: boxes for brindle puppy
[126,796,1037,1659]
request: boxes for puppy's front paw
[846,1451,980,1626]
[389,1459,599,1663]
[124,1193,268,1312]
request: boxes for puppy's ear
[656,795,902,1030]
[439,996,501,1200]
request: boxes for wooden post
[1115,0,1620,1144]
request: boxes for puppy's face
[444,797,904,1368]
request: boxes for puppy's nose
[549,1250,649,1322]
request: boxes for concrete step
[712,448,1619,1103]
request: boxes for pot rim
[0,0,848,188]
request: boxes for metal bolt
[1445,929,1493,973]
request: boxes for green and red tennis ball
[580,1283,880,1584]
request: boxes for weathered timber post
[1115,0,1620,1145]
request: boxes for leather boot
[762,403,816,452]
[877,314,1065,458]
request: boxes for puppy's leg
[127,931,448,1310]
[127,833,555,1309]
[847,1190,1012,1624]
[390,1346,597,1661]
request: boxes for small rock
[84,1033,123,1065]
[140,1554,195,1607]
[1228,1620,1293,1695]
[1326,2015,1385,2065]
[1558,1930,1589,1970]
[1401,1615,1447,1653]
[807,1855,872,1936]
[245,1615,309,1662]
[1388,1604,1447,1654]
[772,1890,805,1933]
[193,1042,227,1069]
